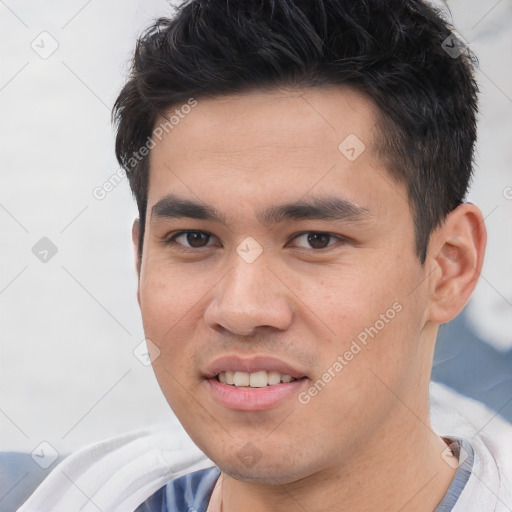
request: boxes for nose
[204,256,294,336]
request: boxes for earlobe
[427,203,487,324]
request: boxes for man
[17,0,512,511]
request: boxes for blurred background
[1,0,511,463]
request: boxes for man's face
[136,87,433,483]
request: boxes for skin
[132,87,486,512]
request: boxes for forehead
[147,86,405,217]
[153,86,377,162]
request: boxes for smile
[217,370,297,388]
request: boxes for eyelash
[166,231,219,249]
[164,230,347,250]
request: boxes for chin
[215,457,313,485]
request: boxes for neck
[220,403,456,512]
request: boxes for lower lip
[206,377,308,411]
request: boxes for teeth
[217,370,297,387]
[233,371,250,387]
[249,371,267,388]
[268,371,281,385]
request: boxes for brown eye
[289,232,344,250]
[306,233,332,249]
[187,231,210,247]
[172,231,213,248]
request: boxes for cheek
[139,263,207,338]
[297,265,397,334]
[294,304,424,452]
[304,258,426,379]
[138,267,210,394]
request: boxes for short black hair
[113,0,478,262]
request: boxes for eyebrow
[257,196,371,224]
[151,194,371,225]
[152,194,226,223]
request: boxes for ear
[426,203,486,324]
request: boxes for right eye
[168,230,217,248]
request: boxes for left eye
[171,231,216,248]
[291,232,341,249]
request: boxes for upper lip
[204,355,307,380]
